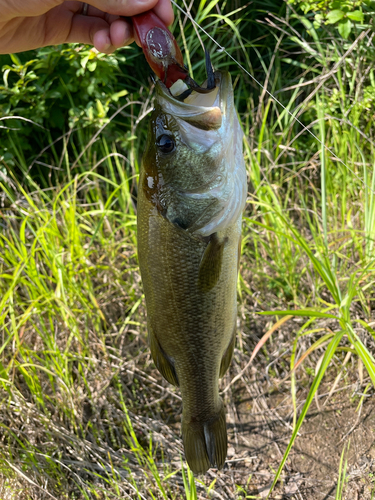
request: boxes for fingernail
[103,37,111,51]
[122,37,134,47]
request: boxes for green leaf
[338,19,352,38]
[347,10,364,22]
[354,319,375,339]
[314,13,323,28]
[87,61,97,72]
[326,9,345,24]
[10,53,22,66]
[259,310,339,319]
[348,328,375,387]
[80,55,89,69]
[111,89,129,102]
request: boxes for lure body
[132,12,188,87]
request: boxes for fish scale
[138,194,240,472]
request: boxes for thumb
[85,0,174,24]
[4,0,167,22]
[80,0,161,17]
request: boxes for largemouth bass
[137,70,247,474]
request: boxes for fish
[137,68,247,474]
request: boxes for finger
[153,0,174,26]
[80,0,173,25]
[84,0,160,17]
[78,4,119,23]
[2,0,76,21]
[92,29,113,53]
[3,0,171,22]
[110,19,134,48]
[66,14,110,45]
[92,20,134,52]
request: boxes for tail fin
[181,402,227,475]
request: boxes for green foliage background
[0,0,373,184]
[1,0,375,498]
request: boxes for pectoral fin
[198,233,227,292]
[148,323,179,386]
[219,324,236,378]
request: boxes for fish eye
[157,135,175,154]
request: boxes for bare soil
[116,312,375,500]
[223,372,375,499]
[190,311,375,500]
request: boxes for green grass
[335,440,350,500]
[1,0,375,498]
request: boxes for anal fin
[148,323,179,386]
[219,325,236,378]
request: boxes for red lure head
[132,12,188,88]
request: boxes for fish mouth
[152,58,246,237]
[155,67,231,131]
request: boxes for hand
[0,0,174,54]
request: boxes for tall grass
[0,0,374,498]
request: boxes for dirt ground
[1,310,374,500]
[115,314,375,500]
[223,373,375,499]
[112,313,375,499]
[187,313,375,500]
[136,310,375,500]
[145,359,375,500]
